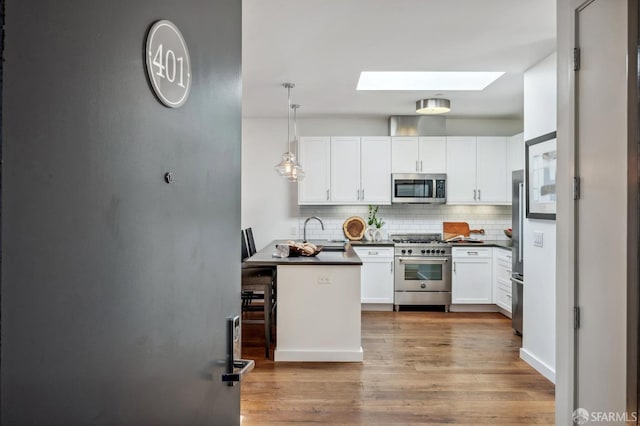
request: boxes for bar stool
[241,229,277,358]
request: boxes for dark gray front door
[1,1,242,424]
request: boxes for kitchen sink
[294,239,346,252]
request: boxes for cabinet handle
[357,188,360,200]
[390,262,393,274]
[326,189,330,200]
[467,251,479,255]
[478,189,481,200]
[416,160,419,172]
[361,189,365,200]
[473,189,477,200]
[420,160,423,171]
[453,261,456,273]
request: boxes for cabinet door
[360,259,395,304]
[298,137,330,204]
[361,137,391,204]
[330,137,361,203]
[391,137,419,173]
[476,136,508,204]
[452,257,492,304]
[418,137,446,173]
[445,137,477,204]
[506,133,524,203]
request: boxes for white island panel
[274,264,363,362]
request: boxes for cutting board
[443,222,485,240]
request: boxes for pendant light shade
[274,83,305,181]
[416,98,451,114]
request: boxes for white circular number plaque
[145,20,191,108]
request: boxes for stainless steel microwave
[391,173,447,204]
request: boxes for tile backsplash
[298,204,512,241]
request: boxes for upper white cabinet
[446,136,508,204]
[330,137,361,203]
[506,132,524,203]
[300,136,391,205]
[298,136,331,204]
[391,137,446,173]
[360,137,392,203]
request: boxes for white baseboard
[361,303,393,311]
[520,348,556,384]
[274,347,363,362]
[449,304,499,313]
[497,306,512,318]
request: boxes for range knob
[407,249,413,254]
[401,249,406,255]
[430,249,436,254]
[440,249,446,254]
[421,249,426,254]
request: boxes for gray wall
[1,0,242,424]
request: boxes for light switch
[534,231,543,247]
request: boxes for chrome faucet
[303,216,324,242]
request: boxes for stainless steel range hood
[389,116,446,136]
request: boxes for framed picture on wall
[525,131,557,220]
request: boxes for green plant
[367,205,385,228]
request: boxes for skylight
[356,71,505,91]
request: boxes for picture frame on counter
[525,131,557,220]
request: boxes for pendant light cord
[286,84,292,153]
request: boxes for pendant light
[274,83,304,181]
[287,103,305,182]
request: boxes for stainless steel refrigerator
[511,170,524,336]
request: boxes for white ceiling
[242,0,556,119]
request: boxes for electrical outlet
[317,275,332,285]
[534,231,543,247]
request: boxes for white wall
[521,52,557,383]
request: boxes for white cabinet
[391,137,446,173]
[353,247,394,309]
[298,137,331,204]
[506,132,524,203]
[452,247,493,304]
[330,137,361,203]
[360,137,392,203]
[308,136,391,205]
[493,247,513,315]
[446,137,477,203]
[446,136,508,204]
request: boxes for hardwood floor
[241,311,555,425]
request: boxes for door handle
[473,189,477,200]
[222,316,254,386]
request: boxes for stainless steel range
[391,233,452,312]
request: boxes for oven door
[394,257,451,291]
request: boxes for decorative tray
[342,216,366,240]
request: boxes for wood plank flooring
[241,311,555,425]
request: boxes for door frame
[572,0,639,418]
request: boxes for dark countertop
[449,239,512,250]
[244,240,363,266]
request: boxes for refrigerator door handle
[222,315,254,385]
[510,276,524,285]
[518,182,524,263]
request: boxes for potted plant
[366,205,385,241]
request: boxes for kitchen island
[245,240,363,362]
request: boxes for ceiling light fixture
[416,98,451,115]
[274,83,305,181]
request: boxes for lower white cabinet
[493,247,513,314]
[353,247,394,307]
[452,247,493,304]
